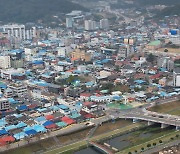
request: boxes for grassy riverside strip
[149,100,180,116]
[45,123,143,154]
[119,130,180,154]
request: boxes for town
[0,0,179,154]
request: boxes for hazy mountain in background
[155,4,180,18]
[111,0,180,19]
[112,0,180,8]
[0,0,87,23]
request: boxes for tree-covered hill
[0,0,87,23]
[112,0,180,8]
[155,4,180,18]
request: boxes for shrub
[153,143,156,146]
[176,134,179,138]
[128,152,132,154]
[170,137,174,140]
[159,140,162,143]
[147,144,151,148]
[134,150,137,153]
[141,147,144,151]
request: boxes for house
[80,93,91,101]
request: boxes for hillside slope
[0,0,87,23]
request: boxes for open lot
[149,100,180,116]
[158,48,180,54]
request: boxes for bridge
[119,114,180,129]
[89,141,114,154]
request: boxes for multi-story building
[66,17,73,28]
[84,20,96,31]
[71,48,91,62]
[173,67,180,87]
[0,24,26,40]
[0,55,11,69]
[118,45,130,58]
[0,24,36,40]
[8,82,28,97]
[100,19,109,29]
[0,98,10,111]
[157,57,174,71]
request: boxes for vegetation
[147,143,151,148]
[155,4,180,19]
[112,0,180,8]
[149,101,180,116]
[0,0,87,23]
[164,49,168,52]
[147,53,156,63]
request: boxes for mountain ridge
[0,0,87,23]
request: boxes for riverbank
[44,122,144,154]
[4,119,134,154]
[149,100,180,116]
[119,129,180,154]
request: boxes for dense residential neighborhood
[0,0,179,154]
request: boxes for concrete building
[118,45,130,58]
[100,19,109,29]
[0,98,10,111]
[84,20,96,31]
[0,24,26,40]
[71,48,91,62]
[66,17,73,28]
[173,67,180,87]
[157,57,174,71]
[0,24,36,40]
[8,82,28,97]
[0,55,11,69]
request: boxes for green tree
[141,147,144,151]
[159,140,162,143]
[147,53,155,62]
[164,48,168,52]
[153,142,156,146]
[147,143,151,148]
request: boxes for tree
[147,143,151,148]
[134,150,137,153]
[147,53,155,62]
[159,140,162,143]
[176,134,179,138]
[128,152,132,154]
[170,137,174,140]
[141,147,144,151]
[153,142,156,146]
[164,48,168,52]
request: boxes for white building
[8,82,27,97]
[100,19,109,29]
[0,55,11,69]
[0,24,26,40]
[0,24,36,40]
[173,67,180,87]
[66,17,73,28]
[0,98,10,111]
[84,20,96,31]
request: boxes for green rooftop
[148,40,161,46]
